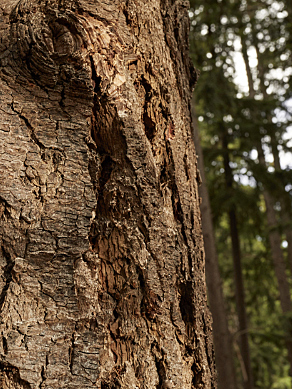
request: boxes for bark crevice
[0,0,215,387]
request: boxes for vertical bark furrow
[0,1,215,388]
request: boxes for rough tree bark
[0,0,216,388]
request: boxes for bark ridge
[0,0,216,388]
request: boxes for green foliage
[189,0,292,387]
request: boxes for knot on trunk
[8,2,94,92]
[5,0,129,113]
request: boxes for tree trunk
[256,144,292,373]
[254,40,292,277]
[0,0,216,388]
[270,132,292,276]
[222,136,254,389]
[245,34,292,373]
[192,107,237,389]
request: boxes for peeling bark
[0,1,215,388]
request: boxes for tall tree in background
[189,3,254,387]
[238,1,292,374]
[190,0,292,387]
[192,106,238,389]
[222,130,254,389]
[0,0,216,388]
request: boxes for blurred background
[189,1,292,388]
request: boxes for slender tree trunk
[192,106,238,389]
[256,144,292,372]
[253,38,292,371]
[270,133,292,275]
[241,33,292,373]
[254,40,292,274]
[241,38,255,97]
[222,136,254,389]
[0,1,216,388]
[284,226,292,275]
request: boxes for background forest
[189,0,292,388]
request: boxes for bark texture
[0,0,216,388]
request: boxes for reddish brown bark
[0,0,216,388]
